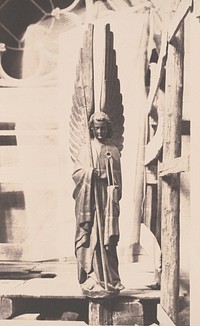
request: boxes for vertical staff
[81,76,109,292]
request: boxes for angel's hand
[93,168,99,177]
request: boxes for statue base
[81,282,119,298]
[82,287,119,298]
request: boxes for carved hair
[89,112,112,139]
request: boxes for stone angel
[69,24,124,298]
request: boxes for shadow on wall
[0,122,26,245]
[0,190,26,243]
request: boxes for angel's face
[92,120,108,143]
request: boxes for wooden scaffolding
[143,0,191,325]
[0,0,192,325]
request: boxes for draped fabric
[72,139,122,285]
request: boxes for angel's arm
[72,144,94,183]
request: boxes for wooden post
[88,299,112,325]
[160,0,184,325]
[130,112,146,261]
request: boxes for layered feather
[70,23,124,164]
[69,24,94,163]
[101,24,124,153]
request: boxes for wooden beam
[145,119,189,165]
[144,185,153,229]
[145,0,191,117]
[160,0,184,325]
[130,112,146,256]
[155,160,162,246]
[146,34,168,115]
[168,0,193,43]
[157,304,176,326]
[146,174,157,185]
[159,155,190,177]
[145,97,164,165]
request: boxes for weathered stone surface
[112,299,143,325]
[89,299,112,325]
[89,298,144,325]
[0,297,14,319]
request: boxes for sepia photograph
[0,0,194,325]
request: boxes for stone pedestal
[89,298,143,325]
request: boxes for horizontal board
[159,155,190,177]
[157,304,176,326]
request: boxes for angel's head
[89,112,112,142]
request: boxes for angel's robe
[72,138,122,286]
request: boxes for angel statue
[70,24,124,297]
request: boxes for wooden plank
[146,34,168,116]
[155,161,162,246]
[145,119,189,166]
[144,185,153,230]
[12,313,40,320]
[157,304,176,326]
[145,0,191,118]
[159,155,189,177]
[5,287,161,301]
[130,112,146,256]
[145,93,164,165]
[168,0,193,43]
[146,166,158,184]
[4,278,83,299]
[160,1,184,325]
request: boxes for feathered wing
[69,24,94,164]
[70,23,124,163]
[101,24,124,153]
